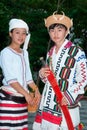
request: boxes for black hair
[10,29,28,35]
[48,23,67,31]
[7,29,14,45]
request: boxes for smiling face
[48,24,68,48]
[9,28,27,46]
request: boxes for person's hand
[39,66,50,78]
[61,95,68,106]
[33,88,41,106]
[24,92,34,105]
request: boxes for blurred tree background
[0,0,87,93]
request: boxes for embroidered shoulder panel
[59,45,79,91]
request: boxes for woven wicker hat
[44,11,73,30]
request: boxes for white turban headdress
[9,18,30,50]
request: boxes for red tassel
[78,123,84,130]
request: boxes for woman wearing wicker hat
[33,12,87,130]
[0,18,41,129]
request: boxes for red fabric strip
[0,103,27,107]
[47,70,74,130]
[0,115,28,120]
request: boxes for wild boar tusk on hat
[53,11,58,21]
[53,10,57,15]
[59,11,65,20]
[44,19,47,26]
[71,18,73,27]
[53,11,65,21]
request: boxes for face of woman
[49,25,68,46]
[9,28,27,46]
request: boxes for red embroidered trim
[35,112,62,125]
[35,113,42,123]
[42,112,62,124]
[64,41,72,48]
[74,62,86,93]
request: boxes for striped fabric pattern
[0,90,28,130]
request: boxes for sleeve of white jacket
[64,50,87,105]
[0,49,18,84]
